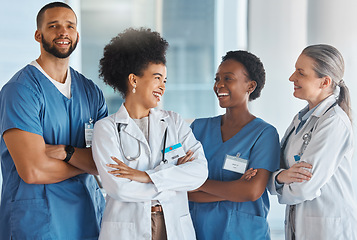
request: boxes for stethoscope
[117,121,168,163]
[280,102,337,166]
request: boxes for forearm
[188,191,225,202]
[28,158,84,184]
[68,147,98,175]
[4,129,84,184]
[199,179,257,202]
[199,170,269,202]
[45,144,98,175]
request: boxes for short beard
[41,34,78,59]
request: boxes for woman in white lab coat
[268,44,357,240]
[92,28,208,240]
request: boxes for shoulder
[94,114,116,131]
[191,116,220,128]
[252,118,279,136]
[1,66,44,100]
[70,67,102,93]
[3,65,42,92]
[316,104,352,133]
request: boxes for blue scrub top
[189,116,280,240]
[0,65,108,240]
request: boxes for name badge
[85,118,94,148]
[223,154,249,174]
[162,143,186,163]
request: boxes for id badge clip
[162,143,185,163]
[85,118,94,148]
[223,153,249,174]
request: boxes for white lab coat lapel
[148,108,169,156]
[114,104,149,147]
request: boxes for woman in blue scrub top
[189,50,280,240]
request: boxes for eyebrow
[47,20,76,25]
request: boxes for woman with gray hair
[268,44,357,240]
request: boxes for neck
[223,105,254,127]
[308,93,333,110]
[36,52,69,83]
[124,99,150,119]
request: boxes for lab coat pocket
[179,214,196,240]
[10,198,52,240]
[99,221,136,240]
[304,216,342,240]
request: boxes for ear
[76,32,80,44]
[34,30,41,43]
[128,73,137,87]
[248,80,257,93]
[321,76,332,89]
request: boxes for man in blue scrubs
[0,2,107,239]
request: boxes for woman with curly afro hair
[188,50,280,239]
[91,28,208,240]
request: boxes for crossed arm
[188,168,268,203]
[3,128,98,184]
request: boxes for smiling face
[214,59,256,109]
[133,63,167,110]
[289,54,331,108]
[35,7,79,59]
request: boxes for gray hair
[302,44,351,121]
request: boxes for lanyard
[280,102,337,168]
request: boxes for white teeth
[153,92,161,99]
[56,41,69,44]
[217,93,229,97]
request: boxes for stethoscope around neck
[117,121,168,163]
[280,101,337,167]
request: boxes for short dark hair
[36,2,76,29]
[99,28,169,97]
[222,50,266,101]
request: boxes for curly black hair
[99,28,169,97]
[222,50,265,101]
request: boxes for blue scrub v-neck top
[189,116,280,240]
[0,64,108,239]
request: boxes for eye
[214,77,219,82]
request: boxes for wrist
[63,145,75,163]
[275,171,283,184]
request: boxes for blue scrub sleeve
[249,125,280,172]
[0,82,43,136]
[95,85,108,121]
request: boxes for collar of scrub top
[295,104,320,134]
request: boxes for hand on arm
[276,161,312,184]
[107,156,152,183]
[177,150,194,165]
[45,144,98,175]
[3,129,83,184]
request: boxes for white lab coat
[92,104,208,240]
[268,95,357,240]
